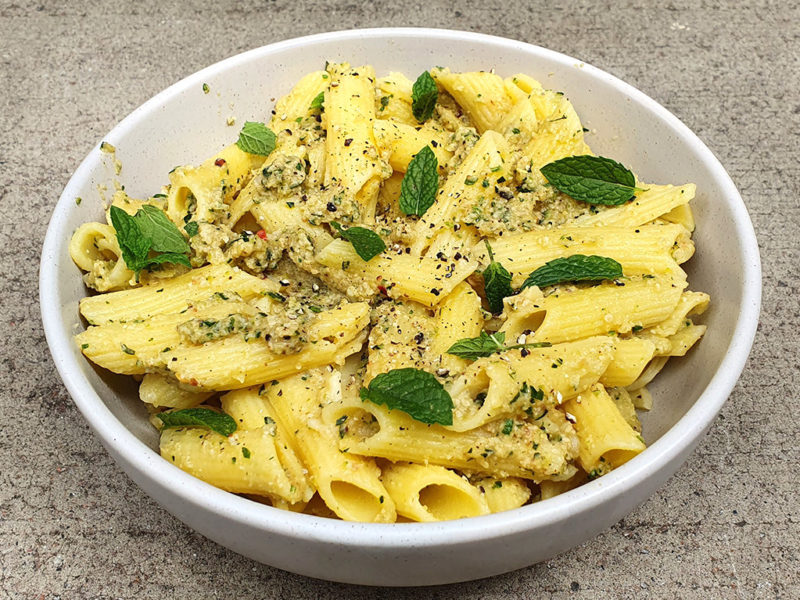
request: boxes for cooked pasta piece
[563,384,646,476]
[266,369,397,523]
[382,462,490,522]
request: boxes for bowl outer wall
[40,28,761,586]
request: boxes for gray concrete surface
[1,0,798,597]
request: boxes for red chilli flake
[256,229,267,240]
[377,285,388,296]
[214,158,226,167]
[189,378,199,387]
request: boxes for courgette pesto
[176,259,345,354]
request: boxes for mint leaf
[399,146,438,216]
[540,155,638,205]
[309,91,324,111]
[360,368,453,426]
[133,205,190,254]
[411,71,438,123]
[157,408,237,437]
[110,205,191,278]
[236,121,277,156]
[110,206,150,273]
[331,222,386,262]
[482,240,513,314]
[521,254,624,289]
[184,221,199,237]
[447,330,551,360]
[448,331,506,360]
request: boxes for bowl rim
[40,27,761,549]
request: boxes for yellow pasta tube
[268,70,329,147]
[626,357,669,391]
[372,120,452,172]
[476,223,693,284]
[79,263,278,325]
[600,337,658,388]
[69,222,134,291]
[139,373,213,409]
[662,203,695,232]
[381,463,490,522]
[432,69,513,133]
[220,387,314,502]
[607,387,641,432]
[375,72,417,125]
[167,142,264,225]
[77,301,369,390]
[563,384,646,474]
[521,90,589,168]
[539,471,588,501]
[313,239,477,308]
[324,64,386,223]
[160,425,308,503]
[473,477,532,513]
[447,336,616,431]
[575,184,696,228]
[324,395,579,482]
[662,322,707,357]
[647,290,710,336]
[500,276,687,344]
[428,282,484,375]
[267,369,397,523]
[410,130,511,255]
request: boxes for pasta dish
[69,64,709,522]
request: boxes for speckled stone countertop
[1,1,797,598]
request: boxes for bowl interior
[43,29,757,508]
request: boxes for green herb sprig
[521,255,623,290]
[236,121,277,156]
[331,222,386,262]
[540,155,642,205]
[481,240,513,314]
[157,408,237,437]
[360,368,453,426]
[411,71,438,123]
[398,146,439,217]
[110,205,191,279]
[446,331,551,361]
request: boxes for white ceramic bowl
[40,28,761,586]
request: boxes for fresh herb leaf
[184,221,199,237]
[360,368,453,426]
[133,205,190,254]
[398,146,438,216]
[157,408,237,437]
[521,255,623,289]
[309,91,325,111]
[109,205,191,278]
[540,155,639,205]
[331,222,386,262]
[109,206,151,274]
[411,71,438,122]
[482,240,513,314]
[236,121,277,156]
[446,330,552,360]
